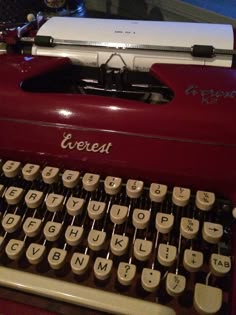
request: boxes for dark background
[0,0,164,23]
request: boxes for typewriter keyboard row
[0,160,234,315]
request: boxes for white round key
[66,197,84,216]
[5,187,24,205]
[71,252,90,275]
[210,253,231,277]
[23,217,42,237]
[157,244,177,267]
[65,225,83,246]
[94,257,113,280]
[166,273,186,297]
[134,239,152,261]
[43,222,62,241]
[155,213,174,234]
[172,187,191,207]
[48,248,67,270]
[194,283,222,315]
[26,243,46,264]
[126,180,143,199]
[110,234,129,256]
[202,222,223,244]
[132,208,150,229]
[82,173,100,192]
[2,160,21,178]
[117,262,136,286]
[141,268,161,292]
[2,214,21,233]
[25,190,44,209]
[195,191,215,211]
[104,176,122,195]
[183,249,204,272]
[180,217,199,239]
[87,230,106,251]
[149,183,168,203]
[22,164,40,181]
[110,205,128,224]
[5,239,24,260]
[62,170,80,188]
[87,201,106,220]
[42,166,60,184]
[46,193,64,212]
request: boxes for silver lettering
[60,133,112,154]
[185,85,236,104]
[61,133,77,149]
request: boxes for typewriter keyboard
[0,160,234,315]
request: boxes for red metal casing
[0,54,236,313]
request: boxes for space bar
[0,267,175,315]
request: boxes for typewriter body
[0,16,236,315]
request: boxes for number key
[22,163,40,181]
[42,166,59,184]
[82,173,100,192]
[62,170,80,188]
[149,183,168,203]
[2,160,21,178]
[126,179,143,199]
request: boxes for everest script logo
[61,133,112,154]
[185,85,236,104]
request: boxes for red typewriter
[0,13,236,315]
